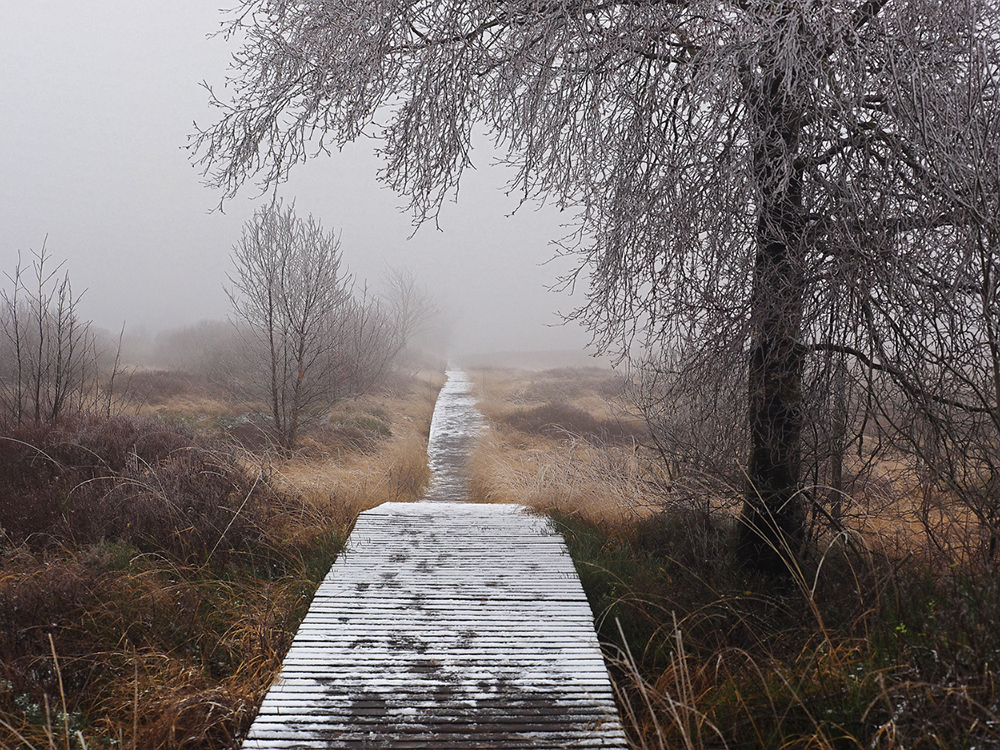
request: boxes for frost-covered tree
[195,1,1000,573]
[229,203,351,450]
[229,205,434,450]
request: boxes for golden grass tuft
[467,430,650,524]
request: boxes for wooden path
[243,501,628,748]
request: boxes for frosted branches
[194,0,1000,567]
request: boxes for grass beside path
[467,365,1000,750]
[0,372,442,750]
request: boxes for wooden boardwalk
[243,501,628,749]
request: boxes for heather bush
[0,415,278,569]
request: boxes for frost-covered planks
[423,371,484,501]
[242,501,628,749]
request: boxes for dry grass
[468,429,652,524]
[471,367,989,565]
[834,456,1000,568]
[467,366,654,524]
[474,366,638,435]
[273,376,442,521]
[0,371,442,750]
[469,365,1000,750]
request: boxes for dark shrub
[0,415,276,568]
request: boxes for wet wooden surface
[242,501,628,749]
[423,371,484,501]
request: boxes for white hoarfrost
[241,372,628,749]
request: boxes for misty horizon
[1,2,597,360]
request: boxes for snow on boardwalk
[242,500,629,749]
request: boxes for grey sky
[0,1,592,356]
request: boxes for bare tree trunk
[828,354,848,523]
[8,265,26,423]
[738,67,808,575]
[266,273,284,447]
[32,277,45,426]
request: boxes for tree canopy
[195,0,1000,572]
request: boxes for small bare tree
[336,270,438,395]
[381,268,437,352]
[228,203,351,450]
[0,245,114,426]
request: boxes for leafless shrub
[0,245,132,427]
[227,202,351,450]
[334,284,406,398]
[226,205,437,450]
[377,266,439,374]
[127,370,204,405]
[624,347,748,494]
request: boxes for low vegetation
[0,370,442,749]
[4,241,994,749]
[468,367,649,522]
[467,365,1000,750]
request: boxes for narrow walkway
[243,373,628,749]
[423,370,484,501]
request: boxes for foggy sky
[0,2,594,358]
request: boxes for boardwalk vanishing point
[242,373,629,749]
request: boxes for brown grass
[468,365,1000,750]
[467,429,652,524]
[0,371,442,749]
[273,380,441,524]
[467,367,654,524]
[474,366,639,432]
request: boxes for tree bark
[738,66,808,576]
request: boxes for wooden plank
[242,501,628,749]
[243,372,627,748]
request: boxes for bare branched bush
[624,347,748,492]
[227,202,352,450]
[377,266,439,375]
[0,415,279,567]
[0,245,130,427]
[227,205,437,450]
